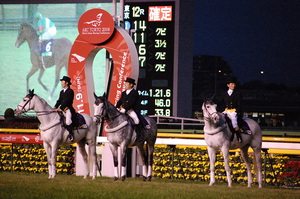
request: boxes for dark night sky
[193,0,300,87]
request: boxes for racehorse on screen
[15,89,98,179]
[202,100,262,188]
[15,22,72,99]
[93,93,157,181]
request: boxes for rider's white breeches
[127,109,139,124]
[39,26,57,41]
[65,109,72,126]
[225,111,238,129]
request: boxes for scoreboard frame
[123,0,179,116]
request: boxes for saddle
[224,115,251,135]
[127,116,145,142]
[58,112,88,129]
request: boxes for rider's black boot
[230,132,235,141]
[236,130,242,143]
[135,125,143,142]
[66,125,74,142]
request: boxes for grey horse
[93,93,157,181]
[15,89,98,179]
[202,100,262,188]
[15,22,72,99]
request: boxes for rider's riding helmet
[34,12,42,19]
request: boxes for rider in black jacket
[217,77,243,142]
[116,77,150,131]
[54,76,76,141]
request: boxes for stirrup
[68,134,74,142]
[144,125,151,130]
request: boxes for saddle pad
[75,113,88,129]
[42,39,54,57]
[225,115,250,133]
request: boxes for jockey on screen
[34,12,57,43]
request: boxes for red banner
[0,134,43,144]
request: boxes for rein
[203,102,227,135]
[18,95,61,131]
[94,102,129,133]
[105,121,129,133]
[203,102,218,122]
[19,97,57,116]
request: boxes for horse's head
[15,22,36,48]
[202,100,220,124]
[15,89,36,115]
[93,92,106,125]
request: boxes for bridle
[203,101,227,135]
[17,95,56,116]
[94,99,122,123]
[203,101,218,122]
[17,96,33,113]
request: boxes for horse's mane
[34,94,54,111]
[21,22,36,33]
[105,99,120,115]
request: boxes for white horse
[93,93,157,181]
[15,89,98,179]
[202,100,262,188]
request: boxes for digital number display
[124,2,175,116]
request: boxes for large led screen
[0,3,113,116]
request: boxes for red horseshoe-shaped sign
[68,9,139,115]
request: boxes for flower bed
[152,146,294,186]
[0,144,75,174]
[277,161,300,187]
[0,144,298,186]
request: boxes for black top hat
[226,76,237,84]
[124,77,136,85]
[60,76,72,85]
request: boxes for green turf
[0,172,299,199]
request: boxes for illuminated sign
[68,8,139,115]
[124,2,175,116]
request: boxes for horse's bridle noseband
[17,95,55,116]
[17,96,33,113]
[203,102,218,122]
[94,100,122,123]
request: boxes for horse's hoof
[147,176,152,182]
[121,176,126,181]
[143,176,147,181]
[114,177,118,181]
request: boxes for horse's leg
[77,140,89,179]
[37,68,51,95]
[252,147,262,188]
[221,146,232,187]
[109,143,119,181]
[48,142,59,178]
[87,138,97,179]
[207,146,217,186]
[43,142,53,178]
[120,144,128,181]
[146,142,155,181]
[26,66,39,92]
[136,144,147,181]
[50,65,63,98]
[240,145,252,187]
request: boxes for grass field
[0,172,299,199]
